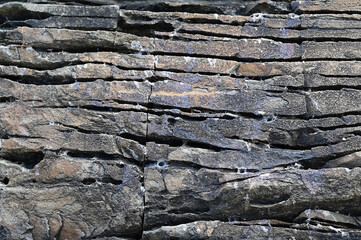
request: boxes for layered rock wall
[1,0,361,239]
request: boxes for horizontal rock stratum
[1,0,361,239]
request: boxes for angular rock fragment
[295,209,361,228]
[324,151,361,168]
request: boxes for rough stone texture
[1,0,361,239]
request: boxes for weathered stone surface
[0,103,147,162]
[0,63,154,84]
[0,157,143,239]
[119,9,250,26]
[0,2,119,30]
[303,41,361,59]
[295,209,361,228]
[147,113,361,151]
[175,21,361,40]
[300,13,361,29]
[0,2,120,17]
[144,166,361,229]
[309,89,361,116]
[0,78,151,108]
[1,27,154,52]
[294,0,361,13]
[120,10,361,31]
[0,45,155,71]
[146,142,313,170]
[324,151,361,168]
[155,71,304,89]
[150,80,307,116]
[117,0,248,15]
[1,0,361,239]
[23,17,118,30]
[143,220,361,239]
[155,38,300,60]
[154,55,239,74]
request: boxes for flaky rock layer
[1,0,361,239]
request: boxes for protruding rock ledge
[144,166,361,229]
[143,220,361,239]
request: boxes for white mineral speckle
[131,40,144,52]
[18,68,26,76]
[260,226,268,233]
[207,58,217,68]
[310,98,319,110]
[21,167,29,173]
[328,226,344,234]
[251,13,264,22]
[0,46,11,56]
[289,13,300,19]
[130,149,139,160]
[184,56,193,62]
[245,142,251,151]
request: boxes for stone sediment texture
[1,0,361,239]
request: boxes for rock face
[1,0,361,239]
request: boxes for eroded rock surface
[1,0,361,239]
